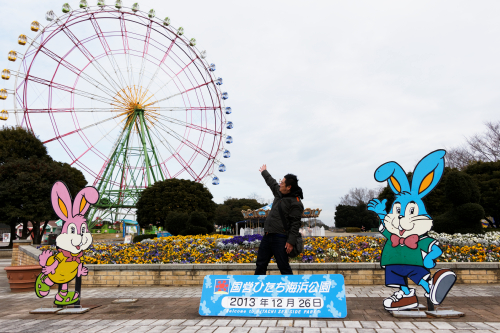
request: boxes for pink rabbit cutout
[35,181,100,305]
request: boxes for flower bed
[37,231,500,264]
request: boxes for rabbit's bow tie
[390,234,418,249]
[59,249,83,263]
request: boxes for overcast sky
[1,0,499,225]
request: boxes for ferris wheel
[1,0,233,223]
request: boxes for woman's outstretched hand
[259,164,267,172]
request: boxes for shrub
[346,227,361,233]
[433,171,485,234]
[181,226,208,236]
[445,171,480,206]
[133,234,157,243]
[165,211,188,236]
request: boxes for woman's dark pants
[254,233,293,275]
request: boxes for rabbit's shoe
[383,288,418,311]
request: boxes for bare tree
[248,193,271,205]
[466,121,500,162]
[445,146,476,170]
[339,187,383,206]
[446,121,500,170]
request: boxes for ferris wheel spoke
[60,24,124,94]
[42,114,122,144]
[151,57,197,97]
[27,75,115,104]
[88,13,129,89]
[26,107,119,113]
[119,13,134,88]
[153,106,220,112]
[149,127,200,181]
[153,120,215,160]
[155,114,221,136]
[143,36,178,94]
[69,117,125,166]
[35,41,117,98]
[135,22,153,89]
[150,81,212,105]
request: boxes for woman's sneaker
[427,269,456,305]
[383,288,418,311]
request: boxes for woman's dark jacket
[261,170,304,246]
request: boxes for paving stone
[261,320,277,327]
[327,322,344,328]
[163,326,185,333]
[468,322,498,330]
[153,320,174,326]
[229,320,247,327]
[374,329,395,333]
[196,327,217,333]
[377,322,397,329]
[110,327,138,333]
[429,322,454,330]
[337,329,357,333]
[411,330,433,333]
[148,327,170,333]
[249,328,267,333]
[213,320,232,327]
[213,328,234,333]
[244,321,262,327]
[197,320,217,326]
[486,322,500,329]
[413,323,434,330]
[284,328,302,333]
[360,322,380,329]
[394,322,416,330]
[168,320,188,326]
[448,323,475,329]
[343,322,361,329]
[93,326,125,333]
[108,320,131,326]
[357,329,376,333]
[180,327,201,332]
[232,328,250,333]
[294,321,310,327]
[181,320,201,326]
[277,321,294,327]
[267,328,285,333]
[311,321,327,328]
[320,329,339,333]
[303,328,320,333]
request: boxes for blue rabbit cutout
[367,150,456,310]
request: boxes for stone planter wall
[0,249,13,258]
[18,245,500,287]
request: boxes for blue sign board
[199,274,347,318]
[157,232,172,238]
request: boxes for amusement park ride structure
[1,0,233,226]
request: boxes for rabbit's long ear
[411,149,446,198]
[72,186,100,216]
[51,181,73,220]
[374,161,410,194]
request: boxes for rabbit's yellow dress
[46,251,80,284]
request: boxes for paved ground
[3,259,500,332]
